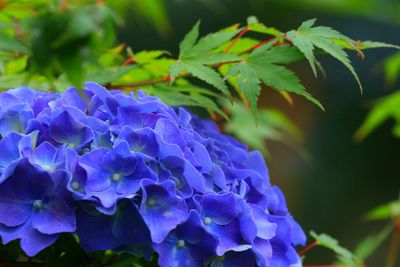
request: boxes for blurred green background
[116,0,400,265]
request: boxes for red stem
[110,75,171,89]
[123,56,136,66]
[298,241,319,255]
[60,0,68,11]
[385,220,400,267]
[239,37,276,55]
[112,33,291,89]
[224,27,249,53]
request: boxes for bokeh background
[117,0,400,265]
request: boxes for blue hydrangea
[0,82,306,266]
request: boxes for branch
[224,26,249,53]
[109,75,171,89]
[110,34,292,89]
[298,241,319,255]
[386,220,400,267]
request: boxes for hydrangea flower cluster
[0,82,306,266]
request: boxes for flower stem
[385,220,400,267]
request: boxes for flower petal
[32,197,76,235]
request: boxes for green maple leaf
[227,62,261,117]
[287,19,362,91]
[142,83,227,119]
[310,231,362,267]
[355,90,400,140]
[227,43,323,118]
[170,22,241,95]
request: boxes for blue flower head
[0,82,305,266]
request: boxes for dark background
[118,1,400,264]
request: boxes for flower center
[112,173,122,182]
[71,181,80,191]
[176,239,185,248]
[147,198,156,207]
[204,217,212,225]
[33,200,44,210]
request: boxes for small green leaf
[180,61,229,95]
[310,231,362,267]
[287,18,361,91]
[179,21,200,57]
[249,43,304,65]
[384,52,400,85]
[4,55,28,75]
[134,50,165,64]
[193,53,241,65]
[311,36,362,92]
[142,83,227,118]
[364,200,400,221]
[248,60,323,110]
[355,91,400,141]
[227,62,261,116]
[225,102,304,157]
[0,33,29,53]
[188,28,240,56]
[354,223,394,260]
[87,65,137,85]
[59,52,84,88]
[355,41,400,50]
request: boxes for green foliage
[354,223,394,260]
[287,19,362,91]
[225,102,305,157]
[384,51,400,86]
[364,198,400,221]
[0,1,394,122]
[355,90,400,140]
[310,231,362,267]
[170,22,240,95]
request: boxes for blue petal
[32,197,76,234]
[112,200,151,244]
[79,148,112,192]
[140,179,188,243]
[10,159,53,201]
[0,218,58,257]
[76,206,120,251]
[29,141,65,172]
[0,181,32,227]
[49,110,93,150]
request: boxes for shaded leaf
[88,65,137,85]
[310,231,362,267]
[364,200,400,221]
[354,223,394,260]
[355,91,400,140]
[287,18,361,91]
[0,33,29,53]
[225,102,305,157]
[227,62,261,116]
[179,21,200,57]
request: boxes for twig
[109,75,171,89]
[224,27,249,53]
[385,220,400,267]
[299,241,319,255]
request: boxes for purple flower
[140,179,188,243]
[0,132,36,183]
[76,200,150,252]
[153,210,218,267]
[79,141,156,210]
[0,159,75,256]
[0,83,305,265]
